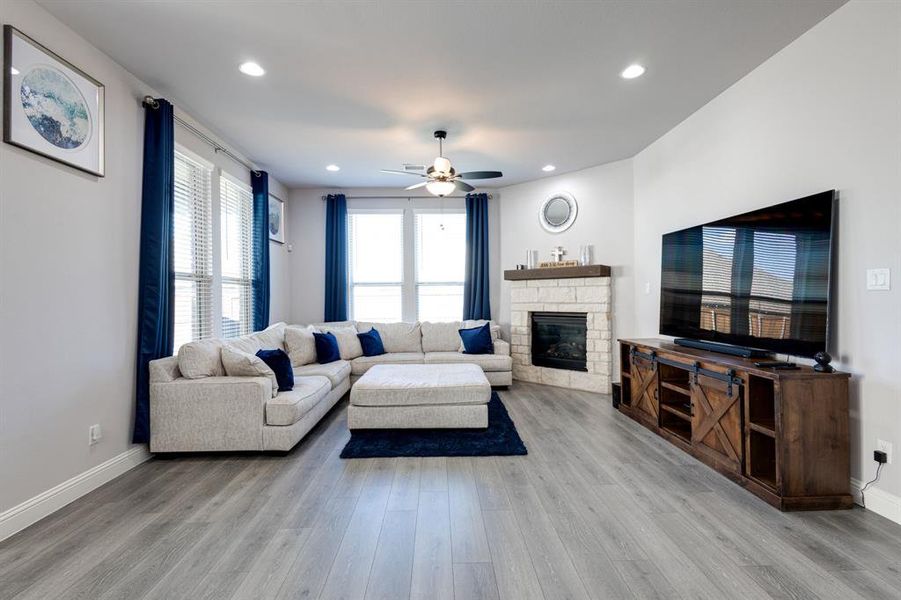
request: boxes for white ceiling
[37,0,845,188]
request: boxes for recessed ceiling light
[10,67,19,75]
[621,64,646,79]
[326,164,340,172]
[239,61,265,77]
[542,164,556,172]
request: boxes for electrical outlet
[877,439,893,464]
[89,424,102,446]
[644,281,651,295]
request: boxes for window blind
[172,150,213,350]
[415,211,466,322]
[348,211,404,322]
[220,176,254,338]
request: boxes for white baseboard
[0,446,151,543]
[851,477,901,525]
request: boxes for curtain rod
[320,194,492,201]
[141,96,261,177]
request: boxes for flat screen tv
[660,190,836,358]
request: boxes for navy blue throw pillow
[459,323,494,355]
[357,328,386,357]
[255,348,294,392]
[313,331,341,364]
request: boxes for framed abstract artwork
[3,25,105,176]
[268,194,285,244]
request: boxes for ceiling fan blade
[454,180,475,192]
[380,169,426,177]
[405,181,429,190]
[457,170,503,180]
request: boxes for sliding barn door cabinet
[618,339,852,511]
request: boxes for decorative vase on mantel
[579,245,593,266]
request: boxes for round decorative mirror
[539,191,578,233]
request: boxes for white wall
[287,187,501,325]
[0,0,289,516]
[496,160,635,374]
[632,1,901,497]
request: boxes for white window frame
[219,170,255,338]
[413,208,466,322]
[348,208,406,322]
[347,205,466,323]
[173,145,214,350]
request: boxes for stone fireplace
[530,312,588,371]
[508,269,612,393]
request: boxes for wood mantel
[503,265,611,281]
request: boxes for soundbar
[673,338,772,359]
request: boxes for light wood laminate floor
[3,382,901,600]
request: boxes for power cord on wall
[860,451,888,509]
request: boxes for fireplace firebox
[530,312,588,371]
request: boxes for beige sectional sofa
[148,320,511,453]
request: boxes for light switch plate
[867,268,891,291]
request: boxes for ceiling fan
[381,130,503,197]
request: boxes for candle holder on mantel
[526,250,538,269]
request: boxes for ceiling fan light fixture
[621,64,646,79]
[239,61,266,77]
[426,180,456,197]
[433,156,452,174]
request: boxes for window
[220,176,254,338]
[415,212,465,321]
[348,211,404,322]
[347,207,466,322]
[172,150,213,351]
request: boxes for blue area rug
[340,393,528,458]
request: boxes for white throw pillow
[318,324,363,360]
[421,321,463,353]
[459,320,501,352]
[356,321,422,353]
[285,325,318,367]
[228,322,287,354]
[177,339,225,378]
[221,346,278,397]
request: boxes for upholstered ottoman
[348,363,491,429]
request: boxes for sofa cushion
[227,322,287,354]
[293,360,352,388]
[421,321,463,353]
[357,328,386,357]
[313,331,341,364]
[459,320,501,351]
[177,339,225,379]
[350,352,425,376]
[459,323,494,354]
[351,364,490,407]
[285,325,318,367]
[265,376,330,426]
[424,352,513,372]
[312,320,355,330]
[221,346,279,397]
[356,321,422,353]
[318,324,363,360]
[256,349,294,392]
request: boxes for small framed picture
[4,25,105,176]
[268,194,285,244]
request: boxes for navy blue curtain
[133,98,175,444]
[324,194,348,321]
[464,193,491,320]
[251,171,270,331]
